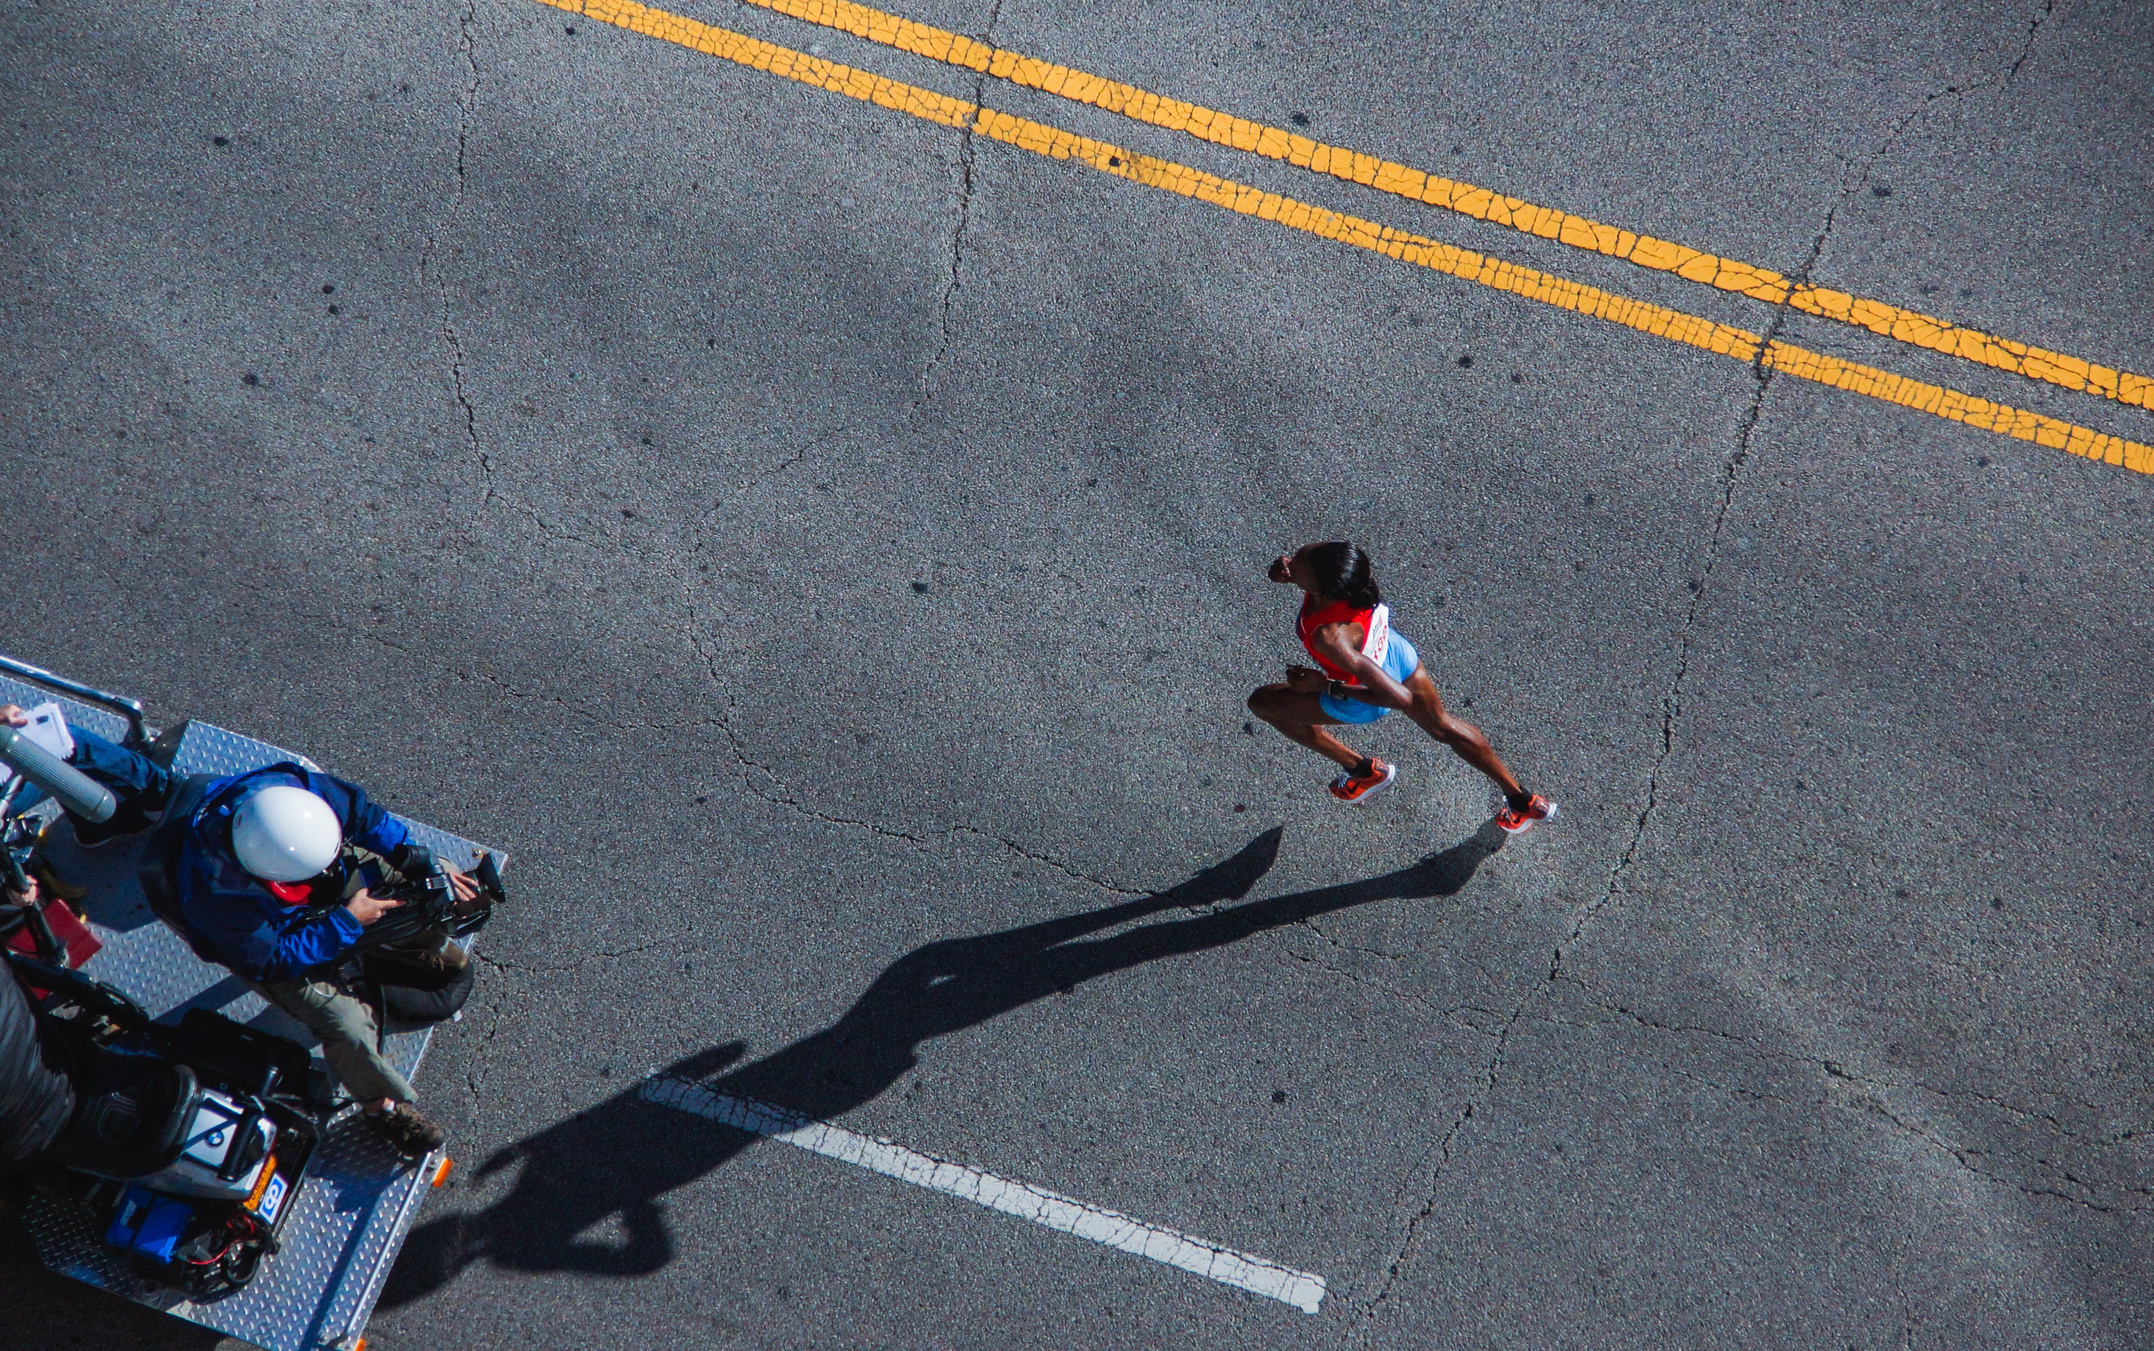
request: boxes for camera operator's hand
[345,887,402,927]
[443,865,481,905]
[0,705,28,729]
[389,843,480,905]
[4,873,39,909]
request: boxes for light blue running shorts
[1317,631,1420,724]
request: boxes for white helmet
[231,785,341,882]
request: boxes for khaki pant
[250,845,427,1103]
[251,975,417,1104]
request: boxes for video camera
[340,844,504,956]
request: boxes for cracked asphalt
[2,0,2150,1348]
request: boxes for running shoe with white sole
[1496,793,1558,834]
[1329,758,1397,804]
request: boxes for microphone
[0,725,116,823]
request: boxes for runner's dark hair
[1304,541,1383,608]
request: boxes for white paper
[19,703,74,760]
[2,701,75,802]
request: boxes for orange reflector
[243,1154,278,1210]
[431,1157,454,1188]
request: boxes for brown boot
[362,1102,446,1157]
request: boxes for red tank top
[1297,597,1391,687]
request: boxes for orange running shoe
[1329,758,1396,804]
[1496,794,1559,834]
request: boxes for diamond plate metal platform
[2,670,503,1351]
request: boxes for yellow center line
[718,0,2153,415]
[533,0,2154,475]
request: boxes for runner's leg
[1246,684,1364,771]
[1397,668,1527,800]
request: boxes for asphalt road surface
[3,0,2150,1347]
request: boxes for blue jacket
[176,764,411,982]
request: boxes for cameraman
[2,705,476,1157]
[177,765,480,1156]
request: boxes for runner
[1246,541,1557,832]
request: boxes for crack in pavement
[2006,0,2058,83]
[675,593,1147,899]
[1856,1095,2150,1216]
[1568,130,1861,962]
[1355,152,1905,1329]
[1543,977,2152,1214]
[452,665,690,732]
[1345,1013,1526,1335]
[423,0,486,504]
[459,943,675,1121]
[457,978,514,1135]
[1895,1262,1918,1351]
[1276,927,1506,1029]
[1832,0,2060,209]
[411,625,1140,901]
[1298,915,1508,990]
[917,0,1002,401]
[1270,914,1510,1032]
[1554,977,2126,1138]
[708,690,1147,896]
[474,941,667,976]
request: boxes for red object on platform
[6,897,102,969]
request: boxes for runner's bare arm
[1310,624,1413,709]
[1284,665,1328,693]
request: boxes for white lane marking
[639,1074,1327,1314]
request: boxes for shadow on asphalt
[382,822,1506,1305]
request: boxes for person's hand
[4,873,39,909]
[443,866,480,905]
[345,888,402,927]
[1268,554,1293,584]
[0,705,27,729]
[1286,665,1328,695]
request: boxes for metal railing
[0,654,150,748]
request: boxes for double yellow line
[533,0,2153,473]
[734,0,2150,417]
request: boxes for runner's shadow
[383,822,1505,1303]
